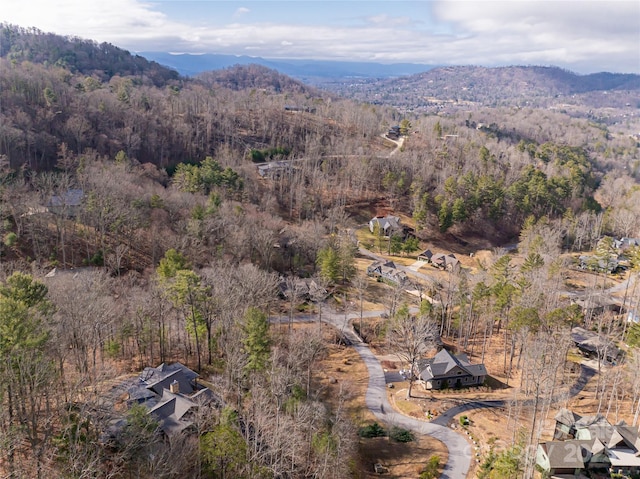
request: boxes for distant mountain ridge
[138,52,640,108]
[139,51,436,80]
[197,64,318,94]
[404,65,640,95]
[323,65,640,109]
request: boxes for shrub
[89,249,104,266]
[358,422,386,438]
[104,339,120,359]
[460,415,470,426]
[3,232,17,247]
[389,426,414,443]
[419,455,440,479]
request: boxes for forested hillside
[0,24,387,171]
[1,24,640,479]
[0,24,179,86]
[2,26,639,276]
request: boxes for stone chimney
[169,379,179,394]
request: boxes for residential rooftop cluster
[537,408,640,478]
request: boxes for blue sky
[2,0,639,73]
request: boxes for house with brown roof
[417,250,460,271]
[431,253,460,271]
[536,439,608,476]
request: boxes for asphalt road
[275,300,601,479]
[316,308,473,478]
[353,338,472,478]
[430,364,596,427]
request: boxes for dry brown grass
[389,386,429,419]
[308,322,449,479]
[357,435,448,479]
[314,331,375,423]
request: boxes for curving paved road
[430,364,596,427]
[352,335,472,478]
[274,306,472,476]
[279,242,606,477]
[276,301,599,478]
[318,308,473,478]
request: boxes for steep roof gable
[615,424,640,452]
[146,368,195,396]
[421,349,486,379]
[555,408,582,427]
[370,215,401,231]
[148,389,198,435]
[542,440,593,469]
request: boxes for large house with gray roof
[366,260,408,285]
[417,249,460,271]
[417,349,487,390]
[369,215,401,237]
[114,363,218,436]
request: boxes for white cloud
[430,0,640,71]
[1,0,637,73]
[365,14,412,27]
[1,0,188,45]
[233,7,250,19]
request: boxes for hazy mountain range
[139,51,436,80]
[140,51,640,109]
[325,65,640,109]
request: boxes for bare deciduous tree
[388,305,438,398]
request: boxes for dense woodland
[1,24,640,479]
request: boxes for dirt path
[388,135,405,157]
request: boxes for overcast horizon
[2,0,639,74]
